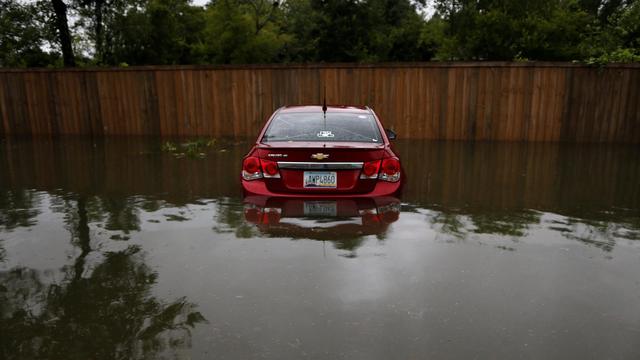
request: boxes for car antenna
[322,86,327,148]
[322,85,327,127]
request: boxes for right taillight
[242,157,262,180]
[379,158,401,182]
[360,160,381,179]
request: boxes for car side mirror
[385,129,397,140]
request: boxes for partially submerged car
[241,105,403,197]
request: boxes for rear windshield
[262,112,382,143]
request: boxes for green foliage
[433,0,593,60]
[199,0,289,64]
[161,138,217,158]
[280,0,318,61]
[146,0,207,64]
[0,0,59,67]
[1,0,639,66]
[585,47,640,65]
[420,15,447,60]
[161,141,178,153]
[301,0,433,62]
[578,0,640,60]
[433,0,640,63]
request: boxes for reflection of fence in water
[0,137,246,202]
[1,64,639,142]
[2,138,639,213]
[396,140,640,214]
[1,138,639,249]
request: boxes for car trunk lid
[256,142,385,193]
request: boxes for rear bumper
[241,178,402,198]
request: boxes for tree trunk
[51,0,76,67]
[73,195,91,281]
[95,0,104,63]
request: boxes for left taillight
[242,157,262,180]
[242,157,280,180]
[360,160,381,179]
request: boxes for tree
[146,0,207,64]
[279,0,319,60]
[0,0,59,67]
[433,0,594,60]
[244,0,280,34]
[282,0,435,62]
[50,0,76,66]
[432,0,640,61]
[366,0,433,61]
[3,0,639,66]
[579,0,640,61]
[309,0,372,61]
[200,0,288,63]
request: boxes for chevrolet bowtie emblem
[311,153,329,160]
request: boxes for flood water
[1,137,639,359]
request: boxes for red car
[241,105,403,197]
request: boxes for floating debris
[161,138,217,159]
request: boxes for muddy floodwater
[1,137,639,360]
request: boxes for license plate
[303,171,337,188]
[304,201,338,217]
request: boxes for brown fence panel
[0,63,639,142]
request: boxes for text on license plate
[303,171,337,188]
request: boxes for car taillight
[242,157,280,180]
[379,158,401,182]
[260,159,280,178]
[360,160,381,179]
[242,157,262,180]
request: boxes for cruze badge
[267,153,287,158]
[317,130,334,138]
[311,153,330,160]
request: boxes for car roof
[278,105,371,114]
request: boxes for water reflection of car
[241,105,403,197]
[243,196,401,240]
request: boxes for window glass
[262,113,382,143]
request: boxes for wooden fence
[0,63,639,142]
